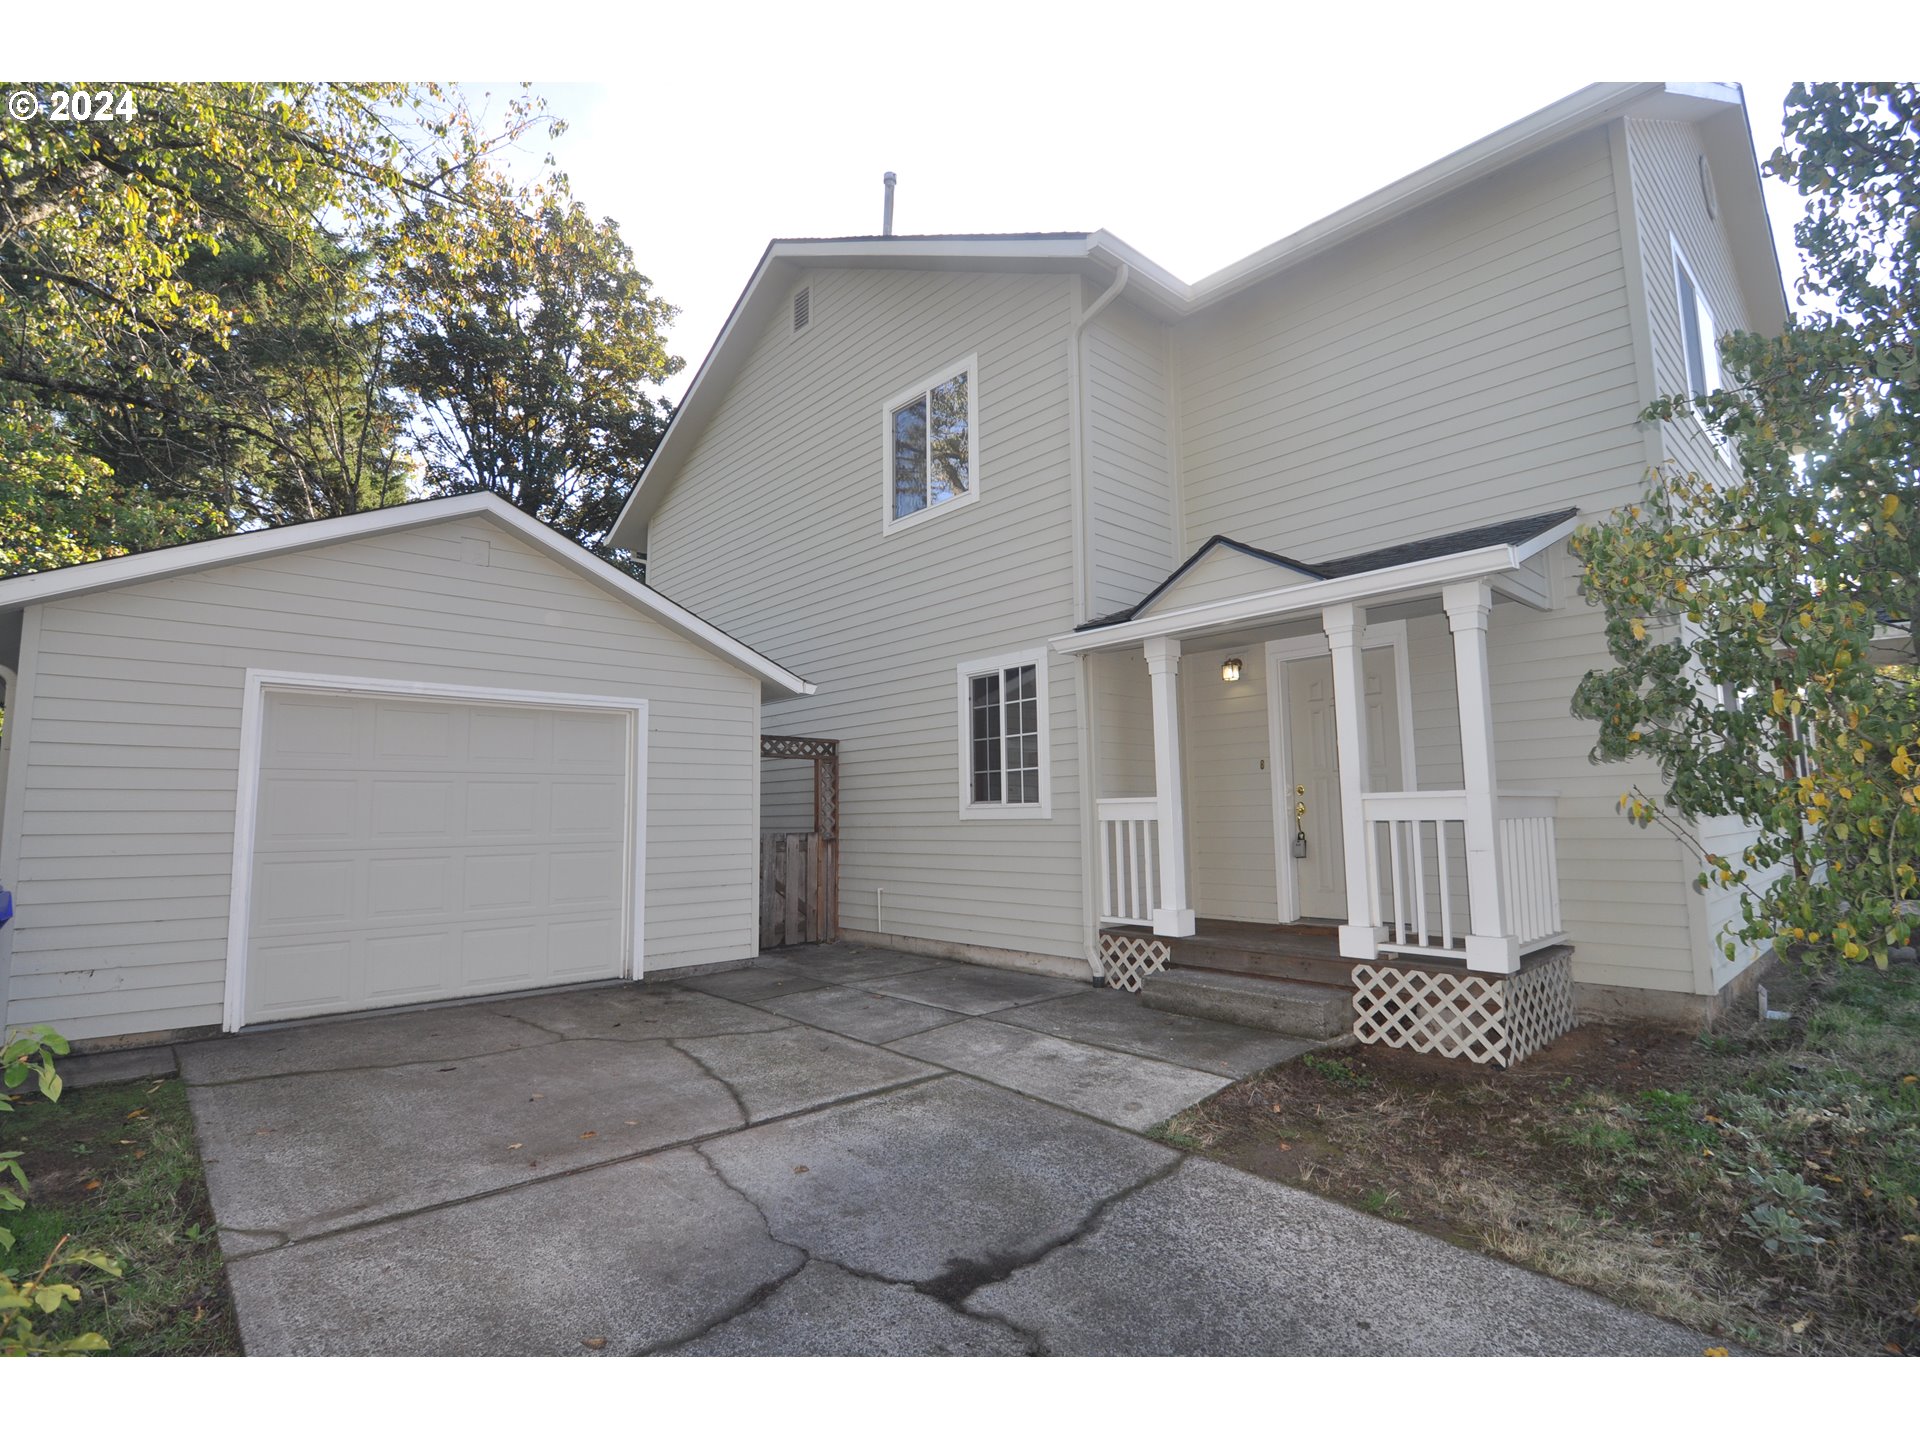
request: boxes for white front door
[1277,647,1403,920]
[243,689,636,1025]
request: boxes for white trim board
[0,492,813,700]
[1051,518,1580,656]
[221,670,651,1033]
[1263,624,1416,923]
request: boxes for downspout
[1069,263,1129,979]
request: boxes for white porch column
[1324,603,1383,960]
[1444,578,1518,973]
[1142,636,1195,937]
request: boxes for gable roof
[611,81,1785,553]
[1077,508,1580,631]
[0,492,813,699]
[1118,536,1329,624]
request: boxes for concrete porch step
[1140,969,1353,1040]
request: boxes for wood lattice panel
[1099,933,1169,993]
[1351,952,1575,1067]
[761,734,837,761]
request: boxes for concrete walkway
[174,943,1706,1356]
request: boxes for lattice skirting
[1351,953,1576,1067]
[1099,934,1169,993]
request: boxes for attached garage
[0,493,810,1045]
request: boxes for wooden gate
[759,734,839,948]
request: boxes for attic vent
[792,286,811,333]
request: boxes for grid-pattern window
[959,655,1046,815]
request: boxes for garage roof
[0,492,814,699]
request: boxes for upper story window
[1672,240,1722,399]
[956,646,1050,818]
[883,355,977,534]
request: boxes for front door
[1279,648,1403,920]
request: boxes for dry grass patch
[1164,961,1920,1355]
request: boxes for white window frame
[1671,236,1724,399]
[955,646,1051,819]
[881,353,979,536]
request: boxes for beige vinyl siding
[1083,296,1177,616]
[1091,649,1154,799]
[1140,546,1315,616]
[1628,116,1753,487]
[1486,549,1700,993]
[1403,612,1464,789]
[646,267,1087,962]
[5,515,762,1042]
[1173,129,1648,559]
[1628,117,1770,991]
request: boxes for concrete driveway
[176,943,1706,1356]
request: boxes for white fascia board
[464,497,814,699]
[1049,543,1540,655]
[611,233,1137,551]
[1185,83,1663,310]
[1511,511,1584,564]
[612,81,1752,548]
[0,491,814,700]
[0,492,501,608]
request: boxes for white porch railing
[1360,790,1563,959]
[1497,791,1563,951]
[1097,797,1161,926]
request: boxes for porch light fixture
[1221,657,1243,683]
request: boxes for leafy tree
[390,168,680,573]
[1572,84,1918,969]
[1,82,556,532]
[0,400,215,576]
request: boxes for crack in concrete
[219,1073,955,1261]
[677,1094,1175,1357]
[921,1154,1186,1312]
[180,1037,566,1088]
[665,1151,1044,1357]
[635,1149,811,1355]
[181,1025,799,1090]
[666,1040,750,1128]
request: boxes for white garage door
[242,688,637,1025]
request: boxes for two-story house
[611,82,1789,1065]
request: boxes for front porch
[1056,512,1585,1064]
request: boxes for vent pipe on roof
[883,172,896,236]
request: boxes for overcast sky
[473,65,1807,404]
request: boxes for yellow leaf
[1631,618,1647,641]
[1703,1346,1731,1357]
[1750,600,1766,621]
[1884,494,1901,519]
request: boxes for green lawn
[3,1073,239,1355]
